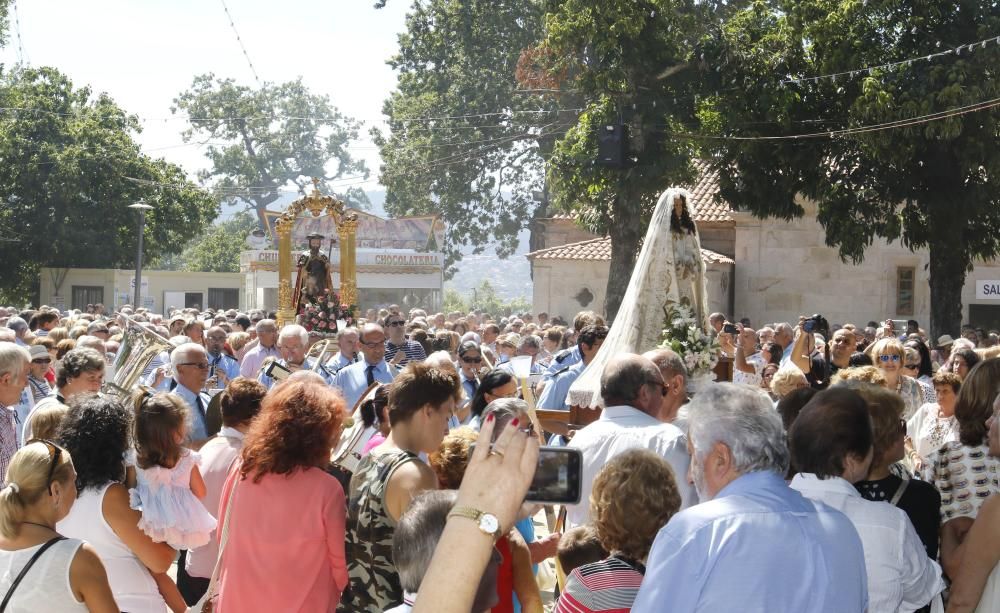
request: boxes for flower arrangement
[298,289,356,335]
[659,304,719,377]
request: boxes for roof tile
[527,236,734,265]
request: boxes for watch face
[478,513,500,535]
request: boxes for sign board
[128,276,150,293]
[976,280,1000,300]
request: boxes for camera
[722,323,739,335]
[803,314,828,334]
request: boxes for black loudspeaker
[597,123,627,168]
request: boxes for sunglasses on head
[878,355,901,363]
[27,439,62,493]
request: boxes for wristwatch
[447,506,502,540]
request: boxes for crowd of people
[0,301,1000,611]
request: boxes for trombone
[308,339,337,373]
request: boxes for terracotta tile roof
[539,160,733,224]
[528,237,610,261]
[527,236,734,265]
[689,160,732,223]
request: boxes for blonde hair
[770,366,808,399]
[831,366,888,387]
[47,327,69,344]
[0,441,74,538]
[429,427,478,489]
[30,403,69,441]
[228,332,251,353]
[868,337,904,360]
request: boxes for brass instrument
[105,314,175,399]
[331,382,380,473]
[307,339,336,373]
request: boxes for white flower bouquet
[659,304,720,378]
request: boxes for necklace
[20,521,55,531]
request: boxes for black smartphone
[527,446,583,504]
[722,323,739,335]
[469,444,583,504]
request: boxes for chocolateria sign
[372,253,441,267]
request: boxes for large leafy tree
[173,75,370,229]
[541,0,735,320]
[701,0,1000,337]
[0,67,217,303]
[374,0,560,276]
[152,211,258,273]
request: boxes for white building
[528,160,1000,331]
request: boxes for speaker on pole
[597,123,627,168]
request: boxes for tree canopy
[0,66,217,304]
[152,211,258,274]
[374,0,558,276]
[702,0,1000,336]
[173,74,370,229]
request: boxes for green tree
[0,67,217,304]
[541,0,732,320]
[702,0,1000,337]
[173,74,370,229]
[179,211,258,273]
[374,0,560,277]
[444,280,532,317]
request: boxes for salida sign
[976,281,1000,300]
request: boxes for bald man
[566,354,698,527]
[642,348,689,424]
[333,323,396,410]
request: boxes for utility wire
[218,0,262,86]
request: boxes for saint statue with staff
[293,232,335,316]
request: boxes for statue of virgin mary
[567,187,709,409]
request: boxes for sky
[1,0,412,192]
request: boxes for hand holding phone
[471,443,582,505]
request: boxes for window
[896,267,915,316]
[208,288,239,310]
[71,286,104,310]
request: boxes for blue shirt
[325,352,357,377]
[544,346,581,377]
[334,360,395,410]
[633,471,868,613]
[535,361,585,410]
[207,352,240,385]
[171,380,210,441]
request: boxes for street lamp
[128,202,154,309]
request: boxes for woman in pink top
[216,379,348,612]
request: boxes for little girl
[129,390,218,611]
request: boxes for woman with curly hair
[56,394,175,612]
[214,379,347,612]
[555,448,681,613]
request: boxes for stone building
[528,161,1000,330]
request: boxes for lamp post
[128,202,154,309]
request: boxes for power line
[12,0,27,65]
[779,33,1000,86]
[668,95,1000,141]
[218,0,261,86]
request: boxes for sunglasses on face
[878,355,901,363]
[31,358,51,364]
[904,363,919,369]
[387,321,405,327]
[462,356,483,364]
[361,341,384,349]
[179,362,210,370]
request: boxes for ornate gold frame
[275,180,358,326]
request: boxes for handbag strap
[201,467,241,603]
[1,536,66,612]
[890,473,911,506]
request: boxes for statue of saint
[293,233,335,313]
[567,187,709,409]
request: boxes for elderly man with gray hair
[633,383,869,613]
[257,324,333,390]
[239,318,281,379]
[565,354,697,528]
[170,342,213,442]
[0,343,30,479]
[642,348,688,425]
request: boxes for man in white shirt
[325,327,360,376]
[334,323,396,410]
[239,319,280,379]
[566,353,698,527]
[0,343,29,481]
[170,343,212,444]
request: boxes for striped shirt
[555,556,645,613]
[385,340,426,366]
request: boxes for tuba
[330,382,381,474]
[105,315,174,399]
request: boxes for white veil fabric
[566,187,709,409]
